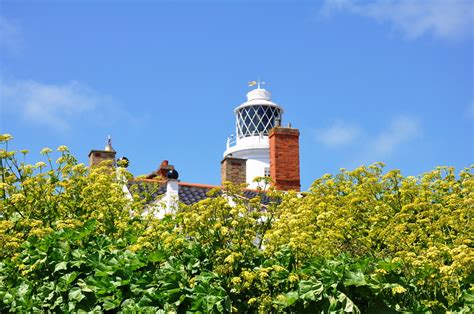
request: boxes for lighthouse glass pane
[248,107,255,117]
[236,105,282,138]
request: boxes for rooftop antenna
[105,135,114,152]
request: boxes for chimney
[153,169,180,219]
[221,156,246,185]
[165,169,179,212]
[88,136,116,166]
[145,160,175,179]
[269,126,300,191]
[158,160,175,178]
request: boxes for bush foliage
[0,134,473,313]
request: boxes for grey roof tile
[127,180,274,206]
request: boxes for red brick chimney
[157,160,174,178]
[146,160,175,179]
[269,126,300,191]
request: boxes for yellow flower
[391,285,407,294]
[57,145,69,152]
[231,277,242,285]
[276,294,286,302]
[224,254,235,264]
[241,270,255,283]
[248,298,257,305]
[272,265,285,272]
[35,161,47,168]
[40,147,52,155]
[288,273,299,283]
[0,134,13,142]
[10,193,25,204]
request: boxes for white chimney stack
[165,178,179,212]
[153,168,180,219]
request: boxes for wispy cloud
[0,16,23,55]
[370,115,422,157]
[320,0,474,41]
[315,115,422,168]
[0,79,141,131]
[315,121,361,147]
[467,100,474,119]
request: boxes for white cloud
[371,115,421,157]
[0,79,128,131]
[315,121,361,147]
[320,0,474,40]
[0,16,22,55]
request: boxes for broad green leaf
[3,292,13,304]
[68,287,85,302]
[147,251,166,263]
[77,279,94,292]
[285,291,299,306]
[462,289,474,303]
[299,279,324,301]
[54,261,67,273]
[102,296,121,310]
[60,271,78,286]
[52,295,63,309]
[337,292,360,313]
[344,270,367,287]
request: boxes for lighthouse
[222,83,284,189]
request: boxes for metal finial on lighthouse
[257,76,265,89]
[105,135,114,152]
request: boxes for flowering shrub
[0,134,472,313]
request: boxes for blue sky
[1,0,473,189]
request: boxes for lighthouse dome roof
[247,88,271,101]
[234,88,283,112]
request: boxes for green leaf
[102,296,121,310]
[54,261,67,273]
[344,270,367,287]
[52,295,63,309]
[205,295,222,313]
[147,251,166,263]
[17,283,30,297]
[68,287,85,302]
[462,289,474,303]
[77,279,94,293]
[60,271,78,286]
[285,291,299,306]
[299,279,324,301]
[3,292,13,304]
[337,291,360,313]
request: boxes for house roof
[128,179,274,206]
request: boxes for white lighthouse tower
[223,83,284,189]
